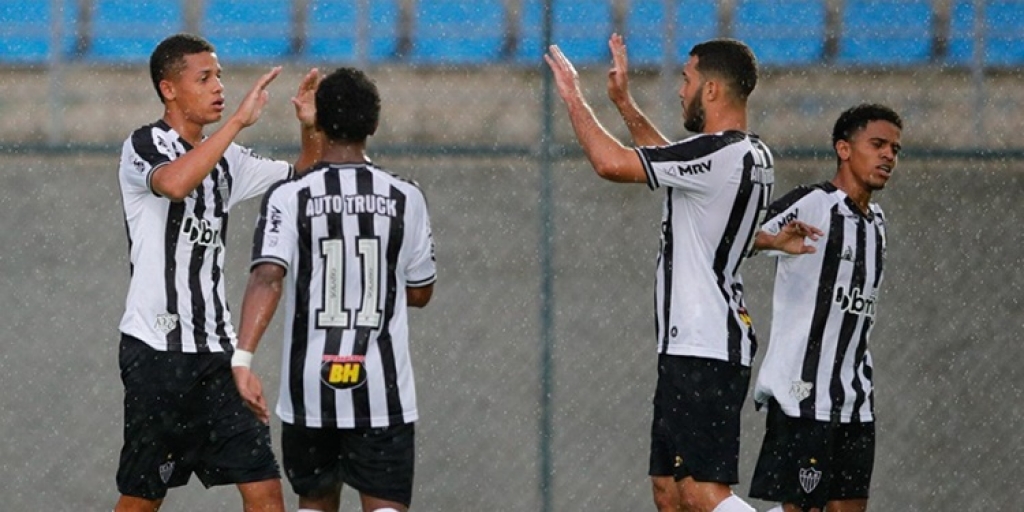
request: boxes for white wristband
[231,349,254,368]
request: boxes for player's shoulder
[371,163,420,186]
[678,129,746,142]
[262,163,316,201]
[693,129,752,147]
[127,119,168,137]
[124,120,174,151]
[658,130,753,160]
[125,122,153,143]
[366,163,427,196]
[790,181,840,201]
[223,141,281,167]
[767,181,837,216]
[288,161,424,193]
[745,131,774,152]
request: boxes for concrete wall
[1,65,1023,152]
[0,150,1021,510]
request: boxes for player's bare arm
[544,44,646,183]
[152,67,283,201]
[292,67,324,174]
[232,262,286,424]
[606,33,670,147]
[754,220,823,255]
[407,284,434,308]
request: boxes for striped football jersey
[118,119,292,353]
[251,162,436,428]
[635,130,775,366]
[754,182,886,423]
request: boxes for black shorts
[282,421,416,507]
[116,334,279,500]
[749,399,875,508]
[648,355,751,484]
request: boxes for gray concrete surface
[0,150,1021,510]
[1,65,1023,152]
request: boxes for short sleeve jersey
[251,162,436,429]
[753,182,886,423]
[118,120,292,353]
[635,130,775,366]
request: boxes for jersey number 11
[317,237,383,329]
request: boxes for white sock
[297,509,322,512]
[370,509,401,512]
[766,506,785,512]
[711,494,756,512]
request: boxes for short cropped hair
[689,39,759,101]
[149,33,215,103]
[832,103,904,147]
[315,67,381,143]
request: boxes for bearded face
[678,56,707,134]
[683,82,706,133]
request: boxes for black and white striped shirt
[118,120,292,353]
[251,162,436,429]
[635,130,775,366]
[753,182,886,423]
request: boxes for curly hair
[832,103,903,147]
[315,67,381,143]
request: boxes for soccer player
[115,33,322,511]
[546,36,772,512]
[230,67,436,512]
[748,104,903,512]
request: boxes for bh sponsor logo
[320,355,368,390]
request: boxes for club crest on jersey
[320,355,367,390]
[799,466,822,493]
[154,313,179,334]
[790,380,813,402]
[159,460,175,483]
[834,286,876,318]
[181,215,222,248]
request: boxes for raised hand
[607,33,632,107]
[292,67,321,130]
[544,45,583,102]
[232,66,283,128]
